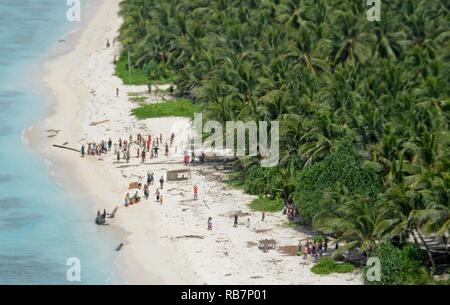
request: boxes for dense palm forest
[117,0,449,283]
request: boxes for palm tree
[315,188,382,263]
[117,0,449,277]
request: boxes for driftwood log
[52,144,80,153]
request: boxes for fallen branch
[173,235,204,240]
[52,144,80,153]
[89,120,110,126]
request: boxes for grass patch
[249,196,284,212]
[224,173,245,190]
[311,257,356,275]
[130,96,147,104]
[115,55,177,85]
[115,55,150,85]
[131,98,198,119]
[283,220,302,228]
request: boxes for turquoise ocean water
[0,0,124,284]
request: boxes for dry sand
[32,0,362,284]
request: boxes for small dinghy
[95,214,106,225]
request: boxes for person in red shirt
[193,185,199,200]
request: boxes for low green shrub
[364,241,425,285]
[242,165,282,197]
[131,98,198,119]
[249,196,284,212]
[115,55,150,85]
[311,257,356,275]
[294,143,381,222]
[115,55,177,85]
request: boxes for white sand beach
[32,0,362,284]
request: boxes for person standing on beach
[159,194,163,205]
[170,133,175,146]
[208,217,212,230]
[234,214,238,227]
[302,242,308,259]
[147,171,153,185]
[159,176,164,189]
[261,211,265,221]
[155,189,160,202]
[193,184,199,201]
[247,218,251,229]
[159,133,162,143]
[141,149,146,163]
[81,144,85,158]
[108,138,112,151]
[146,136,151,152]
[144,184,149,199]
[116,87,119,97]
[165,143,169,156]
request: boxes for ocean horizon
[0,0,124,284]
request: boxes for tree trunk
[411,230,419,245]
[414,229,436,275]
[443,236,450,257]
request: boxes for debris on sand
[90,120,110,126]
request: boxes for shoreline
[28,0,194,284]
[29,0,362,284]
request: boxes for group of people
[81,132,177,165]
[81,139,113,157]
[298,239,329,262]
[207,210,267,231]
[123,171,166,206]
[283,198,299,220]
[95,209,108,225]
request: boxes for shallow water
[0,0,124,284]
